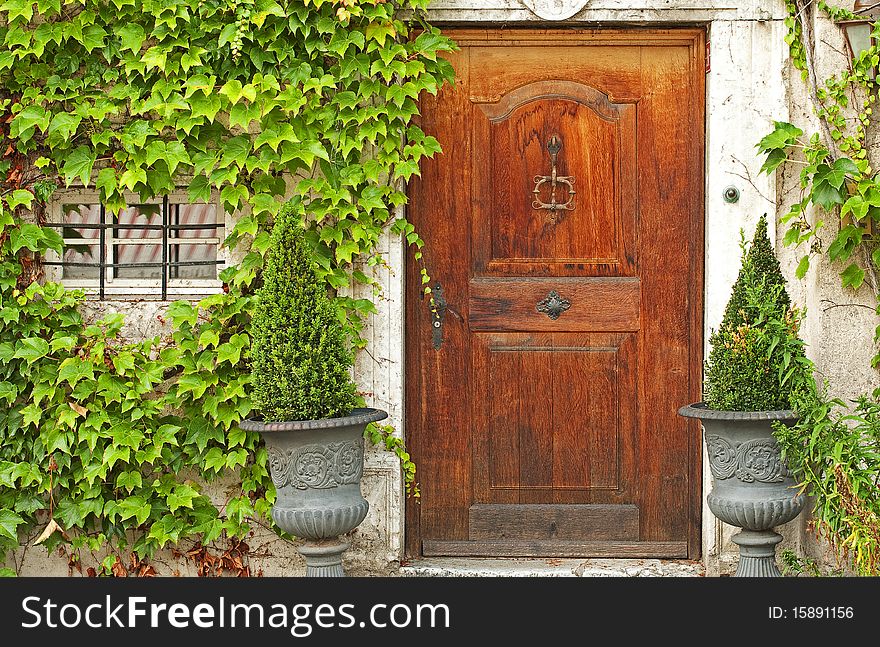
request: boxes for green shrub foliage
[703,214,813,411]
[251,206,358,421]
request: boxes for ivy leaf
[112,352,136,375]
[120,166,147,191]
[166,300,198,327]
[9,223,44,252]
[33,518,63,546]
[118,496,151,525]
[335,240,360,265]
[203,447,226,472]
[366,21,396,47]
[79,25,108,53]
[115,471,142,492]
[13,337,49,363]
[814,163,847,190]
[219,79,244,104]
[187,175,212,203]
[63,146,97,187]
[189,93,222,121]
[167,484,200,511]
[216,340,243,365]
[152,424,181,450]
[0,381,17,403]
[225,449,248,469]
[58,356,95,386]
[47,113,82,146]
[841,263,865,290]
[220,135,251,169]
[0,509,24,541]
[833,157,860,177]
[794,256,810,279]
[11,104,49,138]
[757,121,803,151]
[811,179,845,210]
[0,0,34,23]
[5,189,34,210]
[117,23,145,53]
[141,46,167,71]
[164,141,191,175]
[229,102,260,129]
[20,404,42,428]
[760,148,787,175]
[103,445,130,470]
[198,328,220,348]
[220,184,248,211]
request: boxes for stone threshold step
[399,557,704,577]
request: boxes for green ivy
[757,2,880,575]
[759,3,879,340]
[0,0,455,569]
[776,392,880,576]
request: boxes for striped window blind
[44,195,225,300]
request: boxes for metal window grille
[43,196,224,300]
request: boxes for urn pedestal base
[732,530,784,577]
[298,541,350,577]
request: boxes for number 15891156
[769,606,854,620]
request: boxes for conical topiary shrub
[680,215,815,576]
[703,214,812,411]
[250,203,358,422]
[242,203,387,577]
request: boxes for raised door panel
[472,81,637,277]
[472,332,638,506]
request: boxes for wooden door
[406,30,704,558]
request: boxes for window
[45,192,226,300]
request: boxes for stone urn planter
[241,407,387,577]
[679,403,806,577]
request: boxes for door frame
[404,27,706,560]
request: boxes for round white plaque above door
[519,0,592,21]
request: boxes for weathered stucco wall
[11,0,878,577]
[774,7,880,574]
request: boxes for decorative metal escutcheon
[430,282,448,350]
[536,290,571,320]
[532,135,576,217]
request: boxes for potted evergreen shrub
[240,204,387,577]
[679,214,815,577]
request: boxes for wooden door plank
[469,504,639,541]
[519,347,553,503]
[487,348,521,499]
[551,348,620,492]
[405,47,474,551]
[469,278,641,331]
[636,43,699,545]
